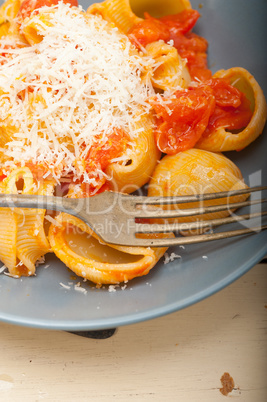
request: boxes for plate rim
[0,0,266,331]
[0,243,266,330]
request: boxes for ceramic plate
[0,0,266,330]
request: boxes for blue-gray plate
[0,0,266,330]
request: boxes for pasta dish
[0,0,266,285]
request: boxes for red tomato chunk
[18,0,78,20]
[151,78,253,154]
[151,86,216,154]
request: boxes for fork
[0,185,266,247]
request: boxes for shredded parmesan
[4,272,20,278]
[163,252,182,264]
[74,284,87,294]
[0,265,7,274]
[60,282,71,290]
[35,255,45,266]
[44,214,60,226]
[108,284,119,292]
[0,3,155,182]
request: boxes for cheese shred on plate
[0,3,154,180]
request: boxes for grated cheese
[163,252,182,264]
[60,282,71,290]
[0,3,155,182]
[44,214,60,226]
[4,272,20,278]
[35,255,45,265]
[108,284,119,292]
[74,284,87,294]
[0,265,7,274]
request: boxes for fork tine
[135,198,267,219]
[133,185,267,206]
[132,225,267,248]
[135,211,267,234]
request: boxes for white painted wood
[0,264,266,402]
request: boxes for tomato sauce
[128,9,211,81]
[128,15,169,48]
[152,86,216,154]
[79,128,128,196]
[202,79,253,136]
[129,10,253,154]
[24,162,50,181]
[0,172,7,182]
[151,78,253,154]
[18,0,78,21]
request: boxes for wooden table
[0,262,266,401]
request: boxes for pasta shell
[87,0,142,33]
[148,149,249,235]
[0,209,17,273]
[145,41,191,90]
[0,167,53,276]
[196,67,267,152]
[48,213,168,284]
[106,112,161,193]
[129,0,191,18]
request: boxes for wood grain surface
[0,263,266,402]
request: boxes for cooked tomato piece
[206,78,242,108]
[24,162,50,180]
[128,10,200,49]
[170,32,212,81]
[18,0,78,20]
[85,129,127,173]
[171,31,208,54]
[185,51,212,81]
[204,93,252,136]
[81,128,128,195]
[0,172,7,182]
[201,78,253,136]
[127,14,170,48]
[128,10,211,82]
[151,86,216,154]
[159,9,200,35]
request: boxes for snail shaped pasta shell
[145,41,191,90]
[129,0,192,19]
[87,0,191,35]
[48,213,168,284]
[148,149,249,235]
[87,0,142,33]
[0,167,53,276]
[196,67,267,152]
[106,113,161,194]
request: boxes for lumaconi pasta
[147,149,249,234]
[0,0,20,30]
[129,0,191,18]
[0,0,266,285]
[195,68,267,152]
[145,41,191,90]
[87,0,142,33]
[49,213,169,284]
[0,167,54,276]
[106,113,161,194]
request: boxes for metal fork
[0,185,266,247]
